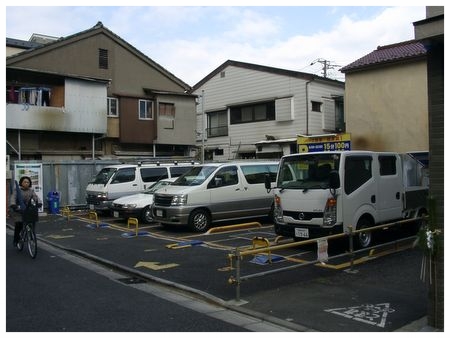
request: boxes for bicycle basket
[23,203,39,223]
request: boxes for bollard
[61,206,72,220]
[127,217,139,236]
[89,211,99,228]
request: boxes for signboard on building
[14,162,44,212]
[297,133,351,153]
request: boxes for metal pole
[235,247,241,302]
[92,134,95,160]
[348,226,354,271]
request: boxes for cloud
[6,6,426,86]
[146,7,424,85]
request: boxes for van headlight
[171,194,187,206]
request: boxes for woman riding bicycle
[9,176,42,246]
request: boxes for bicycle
[15,198,40,259]
[16,221,37,259]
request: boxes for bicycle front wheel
[26,226,37,259]
[16,231,24,252]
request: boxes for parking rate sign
[298,133,351,153]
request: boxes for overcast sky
[5,3,429,86]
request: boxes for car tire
[141,206,153,224]
[188,209,211,232]
[355,217,373,249]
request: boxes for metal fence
[227,218,424,302]
[9,159,122,210]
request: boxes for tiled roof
[340,40,427,73]
[6,37,42,49]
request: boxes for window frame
[159,102,175,118]
[139,99,154,120]
[311,101,322,112]
[230,101,275,125]
[207,109,228,137]
[107,97,119,117]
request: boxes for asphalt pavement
[5,211,437,332]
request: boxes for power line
[310,58,341,78]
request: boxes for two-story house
[6,22,197,161]
[340,40,429,152]
[191,60,345,161]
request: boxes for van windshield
[90,168,117,184]
[278,154,340,190]
[172,166,217,186]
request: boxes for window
[230,101,275,124]
[208,166,239,188]
[311,101,322,112]
[99,48,108,69]
[344,156,372,194]
[379,156,397,176]
[207,110,228,137]
[107,97,118,117]
[111,168,135,184]
[169,166,192,178]
[140,167,168,182]
[241,164,278,184]
[139,100,153,120]
[159,102,175,118]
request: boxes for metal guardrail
[227,217,425,302]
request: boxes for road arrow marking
[134,261,179,270]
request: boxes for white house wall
[194,64,344,160]
[6,78,107,133]
[64,78,107,133]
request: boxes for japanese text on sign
[297,133,351,153]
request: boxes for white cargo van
[152,161,279,232]
[265,151,428,248]
[86,162,194,212]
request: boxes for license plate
[156,209,163,217]
[113,211,119,218]
[89,204,95,210]
[295,228,309,238]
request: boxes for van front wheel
[355,218,373,249]
[188,209,211,232]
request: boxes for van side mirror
[264,174,272,191]
[329,170,340,189]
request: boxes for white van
[86,162,194,212]
[151,161,279,232]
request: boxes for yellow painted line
[205,222,262,234]
[47,234,75,239]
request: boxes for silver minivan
[152,161,279,232]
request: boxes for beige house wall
[345,60,428,152]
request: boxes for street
[5,212,428,332]
[6,232,284,332]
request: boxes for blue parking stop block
[250,254,285,265]
[121,231,150,238]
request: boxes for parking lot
[8,210,428,331]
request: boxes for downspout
[305,79,313,135]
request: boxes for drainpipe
[305,79,313,135]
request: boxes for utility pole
[310,58,340,78]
